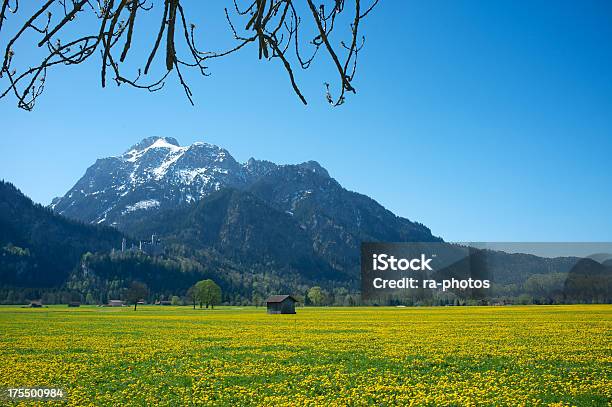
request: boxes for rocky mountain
[51,137,333,227]
[51,136,440,280]
[246,163,437,273]
[51,136,248,226]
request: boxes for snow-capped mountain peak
[51,136,331,227]
[123,137,185,163]
[124,136,180,153]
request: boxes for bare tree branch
[0,0,379,111]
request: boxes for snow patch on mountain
[176,167,210,184]
[151,148,187,179]
[122,199,160,214]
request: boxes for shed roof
[265,295,297,303]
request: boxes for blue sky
[1,1,611,241]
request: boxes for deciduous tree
[307,286,324,306]
[194,279,222,309]
[126,281,148,310]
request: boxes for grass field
[0,305,610,406]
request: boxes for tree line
[125,279,222,310]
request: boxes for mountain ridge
[48,136,440,284]
[50,136,436,240]
[50,137,340,227]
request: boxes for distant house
[107,300,124,307]
[120,234,164,256]
[159,300,172,306]
[68,302,81,307]
[266,295,297,314]
[28,300,43,308]
[138,234,164,256]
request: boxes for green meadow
[0,305,610,406]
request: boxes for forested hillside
[0,180,124,287]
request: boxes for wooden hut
[265,295,297,314]
[29,300,43,308]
